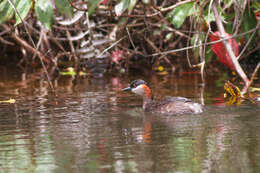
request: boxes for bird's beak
[122,87,131,91]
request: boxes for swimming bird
[122,79,203,115]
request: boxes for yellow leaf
[157,66,164,72]
[250,87,260,92]
[224,81,241,97]
[0,98,16,104]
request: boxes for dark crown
[130,79,147,88]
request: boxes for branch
[212,1,249,95]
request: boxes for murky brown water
[0,69,259,173]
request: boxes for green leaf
[35,0,53,30]
[241,6,257,47]
[54,0,73,17]
[15,0,32,25]
[252,1,260,12]
[128,0,137,13]
[60,71,76,76]
[203,8,215,25]
[88,0,103,16]
[191,33,205,61]
[115,0,129,16]
[167,2,195,28]
[0,0,15,24]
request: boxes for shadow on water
[0,68,259,173]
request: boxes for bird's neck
[142,85,153,110]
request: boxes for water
[0,70,259,173]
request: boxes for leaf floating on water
[250,87,260,92]
[154,65,168,75]
[224,81,241,98]
[60,67,76,76]
[224,81,241,105]
[79,71,87,76]
[0,98,16,104]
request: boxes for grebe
[122,79,203,115]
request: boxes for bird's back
[145,97,203,115]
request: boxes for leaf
[15,0,32,25]
[0,0,15,24]
[60,67,76,76]
[250,87,260,92]
[128,0,137,13]
[241,6,257,47]
[88,0,103,16]
[224,81,241,98]
[191,33,205,60]
[167,2,195,28]
[224,81,241,105]
[35,0,53,30]
[203,7,215,25]
[210,31,239,70]
[60,71,76,76]
[0,98,16,104]
[54,0,73,17]
[115,0,129,16]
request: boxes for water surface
[0,70,259,173]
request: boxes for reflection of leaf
[0,98,16,104]
[167,2,195,28]
[225,96,241,106]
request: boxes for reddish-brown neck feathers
[142,84,153,100]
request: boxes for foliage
[0,0,72,29]
[167,2,196,28]
[35,0,53,30]
[0,0,259,83]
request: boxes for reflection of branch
[212,2,249,94]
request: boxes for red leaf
[101,0,108,5]
[210,31,239,70]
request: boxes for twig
[148,26,260,57]
[7,0,54,92]
[237,26,257,61]
[126,27,136,49]
[248,62,260,88]
[97,37,125,58]
[160,0,195,12]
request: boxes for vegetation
[0,0,260,94]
